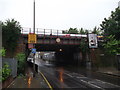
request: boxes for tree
[79,38,89,53]
[79,28,85,34]
[62,30,68,34]
[67,28,78,34]
[100,7,120,40]
[2,19,21,56]
[103,35,120,55]
[92,26,102,35]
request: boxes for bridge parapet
[21,27,87,38]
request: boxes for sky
[0,0,120,31]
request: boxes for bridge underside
[34,43,81,65]
[22,34,85,66]
[35,44,79,52]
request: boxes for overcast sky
[0,0,120,31]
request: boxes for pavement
[6,64,49,88]
[97,67,120,77]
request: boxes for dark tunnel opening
[26,43,82,67]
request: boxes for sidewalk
[97,67,120,77]
[7,65,49,88]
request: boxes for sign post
[88,34,98,48]
[87,33,98,70]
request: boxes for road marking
[40,71,53,90]
[64,73,73,77]
[80,80,104,90]
[95,79,120,87]
[97,71,120,78]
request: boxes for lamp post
[33,0,36,77]
[33,0,35,34]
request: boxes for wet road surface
[38,60,120,89]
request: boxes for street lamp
[33,0,35,33]
[33,0,36,77]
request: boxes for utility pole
[33,0,36,77]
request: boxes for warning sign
[28,33,37,43]
[88,34,98,48]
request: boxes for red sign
[28,43,33,48]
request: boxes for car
[27,57,34,63]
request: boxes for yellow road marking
[40,72,53,90]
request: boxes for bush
[15,53,26,74]
[1,62,11,82]
[0,47,6,57]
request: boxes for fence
[2,58,17,77]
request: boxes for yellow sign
[28,33,37,43]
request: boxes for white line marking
[64,73,73,77]
[95,79,120,87]
[80,80,104,90]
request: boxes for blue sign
[32,48,36,53]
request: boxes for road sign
[88,34,98,48]
[32,48,36,53]
[56,38,61,43]
[28,43,33,48]
[28,33,37,43]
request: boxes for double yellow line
[40,72,53,90]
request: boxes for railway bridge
[19,28,88,65]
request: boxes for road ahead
[37,59,120,89]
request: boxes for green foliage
[62,30,68,34]
[2,62,11,82]
[92,26,103,35]
[0,47,6,56]
[68,28,78,34]
[100,7,120,40]
[15,53,26,74]
[79,28,89,34]
[63,28,90,34]
[79,38,89,53]
[103,35,120,55]
[2,19,21,53]
[63,28,79,34]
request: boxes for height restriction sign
[28,33,37,43]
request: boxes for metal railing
[21,27,87,38]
